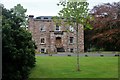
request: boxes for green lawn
[29,56,118,78]
[86,51,120,54]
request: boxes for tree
[0,4,3,80]
[85,2,120,51]
[55,0,92,71]
[2,6,36,80]
[11,4,27,27]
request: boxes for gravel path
[36,52,119,57]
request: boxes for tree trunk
[76,23,80,71]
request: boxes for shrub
[2,7,36,80]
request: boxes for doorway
[55,37,65,52]
[56,37,61,45]
[57,48,65,52]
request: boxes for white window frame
[40,38,46,44]
[55,24,60,31]
[40,48,46,53]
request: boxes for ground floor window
[70,37,74,44]
[40,38,45,44]
[70,48,74,52]
[41,48,45,53]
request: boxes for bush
[2,8,36,80]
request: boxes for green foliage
[68,0,87,2]
[85,2,120,51]
[55,1,93,29]
[2,6,36,80]
[11,4,27,27]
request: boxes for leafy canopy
[11,4,27,27]
[54,1,93,29]
[85,2,120,51]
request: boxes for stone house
[28,15,84,53]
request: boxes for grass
[29,56,118,78]
[85,51,120,54]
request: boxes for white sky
[0,0,120,17]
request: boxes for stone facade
[28,15,84,53]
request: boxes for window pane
[41,27,43,31]
[41,38,45,43]
[41,49,45,53]
[70,48,74,52]
[56,24,59,31]
[70,37,73,43]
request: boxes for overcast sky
[1,0,120,17]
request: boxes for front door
[56,37,62,48]
[57,48,65,52]
[55,37,65,52]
